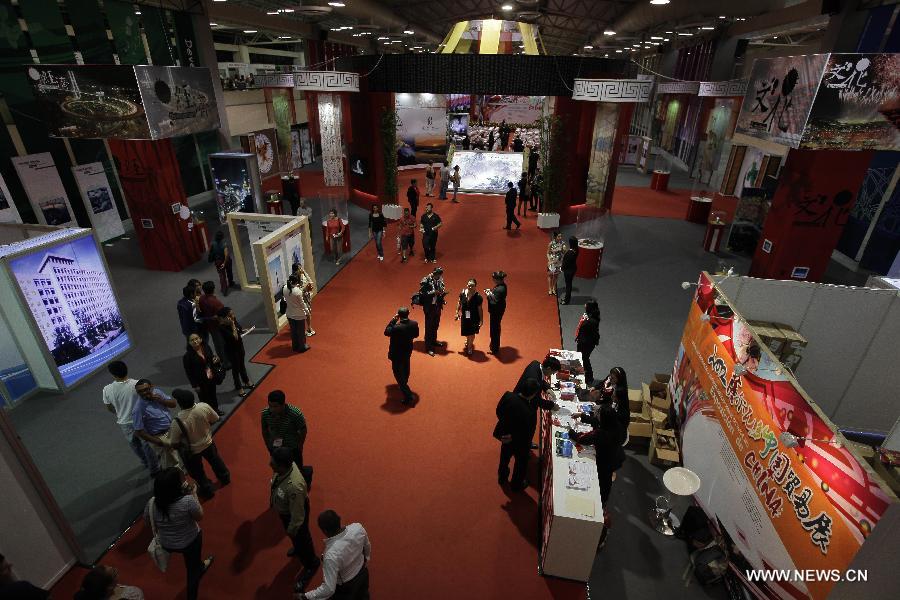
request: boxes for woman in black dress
[455,278,483,356]
[568,404,625,504]
[183,333,223,415]
[575,300,601,384]
[561,236,579,305]
[218,307,253,397]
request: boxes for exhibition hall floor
[52,191,583,599]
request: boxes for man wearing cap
[419,267,447,357]
[384,307,420,404]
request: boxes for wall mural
[585,103,619,207]
[449,150,525,193]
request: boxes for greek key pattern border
[294,71,359,93]
[572,79,652,103]
[698,80,749,97]
[657,81,700,95]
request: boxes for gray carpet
[6,195,372,563]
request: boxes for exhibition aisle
[52,193,582,599]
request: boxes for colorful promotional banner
[801,53,900,151]
[72,163,125,242]
[671,274,891,599]
[11,153,76,227]
[735,54,829,148]
[395,93,448,167]
[0,173,22,223]
[473,94,544,124]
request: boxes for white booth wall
[717,276,900,433]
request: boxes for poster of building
[449,151,525,193]
[0,173,22,223]
[26,65,151,139]
[8,235,129,386]
[284,231,304,270]
[72,163,125,242]
[735,54,829,148]
[209,153,260,224]
[395,93,448,167]
[802,53,900,151]
[134,65,219,139]
[671,274,890,600]
[11,153,76,227]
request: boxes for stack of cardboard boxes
[749,321,808,372]
[627,373,681,467]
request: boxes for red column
[346,90,393,207]
[108,139,203,271]
[749,149,873,282]
[554,96,593,224]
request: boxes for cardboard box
[628,388,643,413]
[650,393,671,412]
[653,373,671,385]
[868,454,900,497]
[650,407,668,427]
[649,428,680,466]
[648,380,667,398]
[749,321,787,357]
[628,418,652,439]
[641,400,651,420]
[777,324,807,366]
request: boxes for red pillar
[554,96,593,224]
[346,90,393,207]
[749,149,873,282]
[108,139,203,271]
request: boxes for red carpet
[53,188,583,598]
[611,186,737,222]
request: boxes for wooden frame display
[719,145,746,196]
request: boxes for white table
[539,349,605,581]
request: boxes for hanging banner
[318,93,344,187]
[72,162,125,242]
[801,53,900,151]
[11,153,76,227]
[395,93,448,167]
[735,54,829,148]
[672,274,891,600]
[585,103,619,206]
[0,173,22,223]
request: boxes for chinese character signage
[735,55,829,148]
[671,273,891,599]
[801,53,900,151]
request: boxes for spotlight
[604,30,616,36]
[584,45,593,49]
[649,0,671,4]
[328,2,346,6]
[243,30,257,34]
[501,3,513,10]
[404,29,414,35]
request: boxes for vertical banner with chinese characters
[72,162,125,242]
[735,54,829,148]
[318,93,344,187]
[671,273,891,600]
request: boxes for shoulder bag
[175,417,192,462]
[147,498,171,572]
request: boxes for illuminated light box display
[208,153,263,224]
[449,151,526,194]
[0,229,129,389]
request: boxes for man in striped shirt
[262,389,308,470]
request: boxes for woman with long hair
[603,366,631,437]
[217,307,252,397]
[291,262,315,337]
[455,278,483,356]
[368,203,387,261]
[144,468,212,600]
[74,565,143,600]
[546,231,565,296]
[575,300,601,384]
[560,236,579,305]
[568,404,625,504]
[182,334,222,415]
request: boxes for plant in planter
[380,108,399,205]
[536,113,566,229]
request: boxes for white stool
[649,466,701,536]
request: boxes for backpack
[692,544,727,585]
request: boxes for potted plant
[536,113,565,229]
[380,108,402,219]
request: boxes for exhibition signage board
[735,54,829,148]
[801,53,900,151]
[395,93,449,167]
[11,153,77,227]
[0,173,22,223]
[473,95,545,123]
[672,274,890,600]
[572,79,652,103]
[71,163,125,242]
[27,64,220,139]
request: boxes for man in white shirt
[296,510,370,600]
[102,361,148,471]
[168,388,230,498]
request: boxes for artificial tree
[380,108,399,204]
[536,113,566,227]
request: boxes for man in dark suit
[504,182,520,230]
[385,307,420,404]
[485,270,507,354]
[514,356,561,396]
[495,378,541,490]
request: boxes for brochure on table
[11,153,77,227]
[72,162,125,242]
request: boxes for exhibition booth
[666,272,898,599]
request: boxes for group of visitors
[419,162,461,202]
[546,232,579,304]
[219,73,255,90]
[283,261,317,353]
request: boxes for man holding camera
[419,267,447,357]
[384,307,420,405]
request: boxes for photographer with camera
[384,307,420,405]
[418,267,447,357]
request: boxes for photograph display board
[71,163,125,242]
[671,274,891,600]
[27,64,219,139]
[12,153,76,227]
[449,151,525,193]
[208,153,262,224]
[290,129,303,170]
[241,129,280,177]
[735,54,829,148]
[5,232,129,387]
[801,53,900,151]
[396,93,448,167]
[0,173,22,223]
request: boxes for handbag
[279,298,287,316]
[147,498,171,572]
[174,417,192,460]
[212,360,227,385]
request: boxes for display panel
[395,93,448,166]
[8,235,129,386]
[134,65,220,139]
[209,153,259,224]
[449,150,525,193]
[11,153,77,227]
[72,162,126,242]
[474,95,544,124]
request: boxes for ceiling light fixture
[377,36,388,40]
[650,36,663,40]
[701,26,715,30]
[328,2,346,6]
[502,4,513,10]
[209,22,217,26]
[279,36,292,39]
[243,30,257,34]
[404,29,414,34]
[604,30,616,36]
[267,11,278,15]
[615,49,622,53]
[584,45,593,49]
[678,32,693,36]
[664,38,670,41]
[649,0,670,4]
[282,8,294,12]
[719,15,726,19]
[665,31,673,34]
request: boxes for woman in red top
[398,207,417,263]
[325,209,345,265]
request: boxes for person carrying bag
[147,498,170,572]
